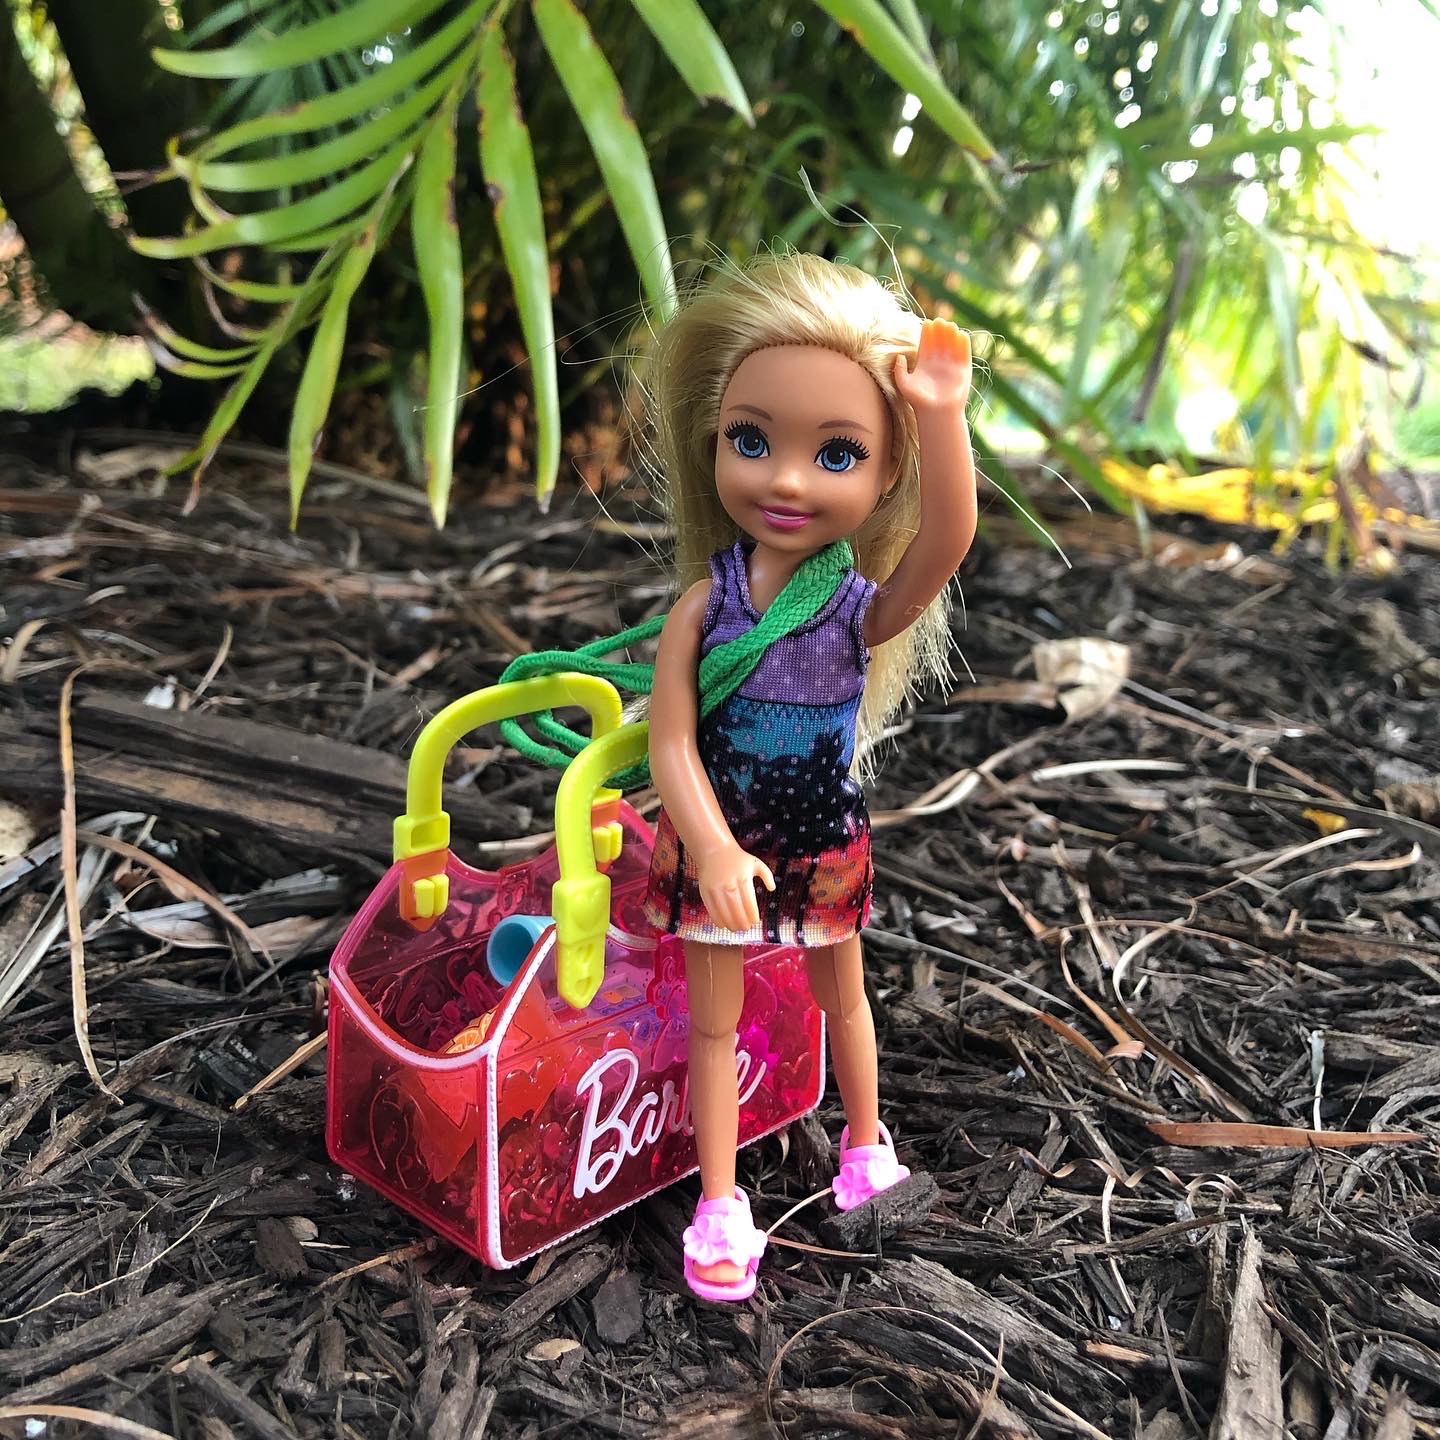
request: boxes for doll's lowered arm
[650,580,774,933]
[865,320,977,649]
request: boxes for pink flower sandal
[682,1190,768,1302]
[831,1122,911,1211]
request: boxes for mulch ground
[2,436,1440,1440]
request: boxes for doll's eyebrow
[817,418,872,433]
[726,404,772,420]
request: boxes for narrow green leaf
[289,194,391,523]
[193,51,465,192]
[194,254,306,303]
[137,301,261,363]
[1064,202,1133,422]
[885,0,934,62]
[148,352,255,380]
[176,0,272,48]
[968,425,1066,556]
[627,0,753,124]
[809,0,996,160]
[532,0,675,318]
[413,90,467,526]
[1262,230,1302,456]
[172,5,481,165]
[152,0,450,79]
[134,146,408,257]
[478,25,560,507]
[269,219,377,254]
[168,245,351,481]
[982,370,1130,513]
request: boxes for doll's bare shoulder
[662,580,712,635]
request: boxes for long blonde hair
[627,249,951,770]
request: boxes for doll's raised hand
[892,318,972,413]
[696,844,776,934]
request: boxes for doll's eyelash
[723,420,769,456]
[830,435,870,461]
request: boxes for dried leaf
[1149,1122,1423,1149]
[526,1337,582,1362]
[1032,638,1130,721]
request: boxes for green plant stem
[46,0,195,237]
[0,5,147,329]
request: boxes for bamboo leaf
[478,25,560,507]
[626,0,753,124]
[532,0,675,318]
[152,0,451,79]
[134,147,409,257]
[809,0,996,160]
[413,89,467,526]
[288,186,395,523]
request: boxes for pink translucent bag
[326,680,825,1266]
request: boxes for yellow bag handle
[393,674,625,927]
[550,720,650,1009]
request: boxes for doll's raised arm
[865,320,977,649]
[650,580,774,933]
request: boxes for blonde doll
[632,250,976,1300]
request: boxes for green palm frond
[128,0,992,521]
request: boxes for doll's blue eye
[724,421,769,459]
[816,437,870,473]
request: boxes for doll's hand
[893,319,972,413]
[697,845,775,934]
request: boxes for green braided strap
[497,538,854,789]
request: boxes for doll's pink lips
[760,507,813,531]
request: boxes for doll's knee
[689,995,745,1039]
[818,988,870,1027]
[806,947,867,1022]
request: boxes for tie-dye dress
[643,540,876,947]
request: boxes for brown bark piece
[0,693,529,865]
[6,1287,223,1404]
[817,1171,938,1250]
[490,1243,612,1343]
[1211,1228,1283,1440]
[253,1216,308,1280]
[178,1356,299,1440]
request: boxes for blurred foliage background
[1,0,1437,555]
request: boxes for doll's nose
[770,464,805,496]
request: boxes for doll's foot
[682,1189,767,1302]
[832,1122,911,1211]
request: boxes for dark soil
[2,436,1439,1440]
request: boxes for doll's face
[714,345,895,556]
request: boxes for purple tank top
[700,541,877,706]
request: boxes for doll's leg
[684,940,749,1286]
[805,935,879,1148]
[808,936,910,1208]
